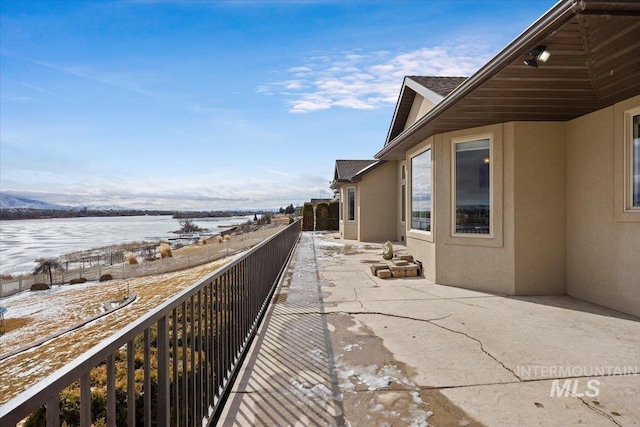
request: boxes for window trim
[400,162,406,224]
[451,133,494,239]
[409,146,433,236]
[624,107,640,212]
[614,100,640,223]
[346,186,356,222]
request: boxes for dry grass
[124,252,138,265]
[0,222,289,403]
[2,318,31,334]
[0,259,227,403]
[157,243,172,258]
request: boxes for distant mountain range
[0,194,73,210]
[0,194,136,211]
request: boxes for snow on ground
[0,257,230,403]
[0,225,285,405]
[317,240,345,249]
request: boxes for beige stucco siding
[435,124,516,295]
[404,94,435,131]
[358,162,397,242]
[566,95,640,317]
[512,122,567,295]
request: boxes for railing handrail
[0,219,302,424]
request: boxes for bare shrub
[158,243,173,258]
[69,277,87,285]
[99,274,113,282]
[217,235,224,244]
[125,252,139,265]
[30,283,50,291]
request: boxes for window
[401,184,406,222]
[339,189,343,221]
[400,163,406,223]
[632,113,640,208]
[347,187,356,221]
[411,149,431,231]
[454,138,490,234]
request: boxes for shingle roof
[407,76,467,97]
[384,76,468,146]
[334,160,378,181]
[378,1,640,160]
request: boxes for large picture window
[347,187,356,221]
[454,138,490,234]
[633,114,639,207]
[411,149,431,231]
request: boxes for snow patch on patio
[317,240,345,249]
[338,362,414,391]
[335,349,434,426]
[343,343,361,352]
[289,377,342,408]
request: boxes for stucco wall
[566,95,640,317]
[435,124,516,295]
[512,122,567,295]
[358,162,398,242]
[404,94,435,131]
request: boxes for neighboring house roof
[385,76,467,145]
[310,198,333,205]
[331,160,382,189]
[377,0,640,160]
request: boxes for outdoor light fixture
[524,45,550,68]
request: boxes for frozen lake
[0,215,253,276]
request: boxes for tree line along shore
[0,208,267,221]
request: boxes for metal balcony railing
[0,220,301,426]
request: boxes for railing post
[127,340,136,427]
[171,308,179,427]
[106,354,116,427]
[143,329,151,427]
[157,316,169,427]
[80,373,91,427]
[181,301,188,427]
[45,395,60,427]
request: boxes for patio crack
[352,289,366,310]
[334,310,521,382]
[577,396,623,426]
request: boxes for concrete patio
[219,232,640,426]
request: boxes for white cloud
[285,80,304,90]
[259,43,493,113]
[289,95,332,114]
[255,85,272,94]
[287,66,312,74]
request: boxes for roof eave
[375,0,581,160]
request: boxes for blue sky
[1,0,555,210]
